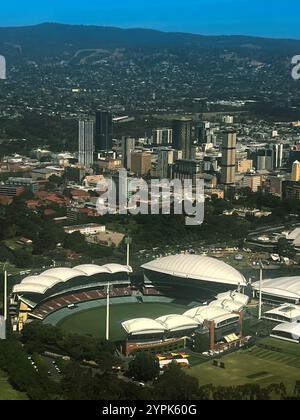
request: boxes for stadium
[252,276,300,305]
[11,264,133,323]
[142,254,248,300]
[10,254,252,354]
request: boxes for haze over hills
[0,23,300,125]
[1,22,300,61]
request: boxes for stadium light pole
[106,283,110,341]
[125,236,132,267]
[3,261,9,322]
[258,260,263,320]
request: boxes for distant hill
[1,22,300,60]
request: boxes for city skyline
[0,0,300,39]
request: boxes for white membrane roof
[142,254,246,286]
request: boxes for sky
[1,0,300,39]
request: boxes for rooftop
[142,254,246,286]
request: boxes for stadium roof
[12,263,132,295]
[103,264,133,274]
[42,267,85,282]
[21,275,62,288]
[209,299,245,313]
[271,323,300,338]
[122,318,166,335]
[184,306,232,324]
[13,283,49,295]
[216,291,249,306]
[252,276,300,300]
[156,314,199,332]
[142,254,246,286]
[74,264,132,276]
[264,304,300,320]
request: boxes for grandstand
[11,264,133,325]
[252,276,300,305]
[122,296,247,354]
[263,304,300,324]
[142,254,247,300]
[271,323,300,344]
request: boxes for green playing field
[188,339,300,392]
[57,302,188,341]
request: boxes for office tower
[221,132,237,186]
[265,155,273,171]
[131,151,152,176]
[291,160,300,181]
[173,159,202,186]
[284,181,300,201]
[195,122,210,144]
[256,155,266,171]
[289,146,300,169]
[157,149,170,179]
[153,128,173,146]
[242,174,262,192]
[122,137,136,170]
[95,111,113,152]
[272,144,283,169]
[268,175,283,197]
[78,120,94,168]
[172,118,193,160]
[236,159,253,174]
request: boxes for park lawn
[258,337,300,357]
[58,302,187,341]
[0,370,28,400]
[188,349,300,393]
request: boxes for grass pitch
[188,338,300,392]
[57,302,187,341]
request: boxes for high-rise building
[236,159,253,174]
[153,128,173,146]
[272,144,283,169]
[173,159,202,186]
[289,147,300,169]
[78,120,94,168]
[221,132,236,186]
[195,122,210,144]
[157,149,172,179]
[95,111,113,152]
[256,155,266,171]
[267,175,283,198]
[291,160,300,181]
[242,174,262,192]
[122,137,136,170]
[131,152,152,176]
[172,118,193,160]
[284,181,300,201]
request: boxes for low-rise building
[64,223,106,236]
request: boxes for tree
[277,238,296,259]
[154,363,199,400]
[127,352,159,382]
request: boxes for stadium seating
[31,286,133,320]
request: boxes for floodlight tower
[125,236,132,267]
[106,283,110,341]
[258,260,264,320]
[3,262,8,322]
